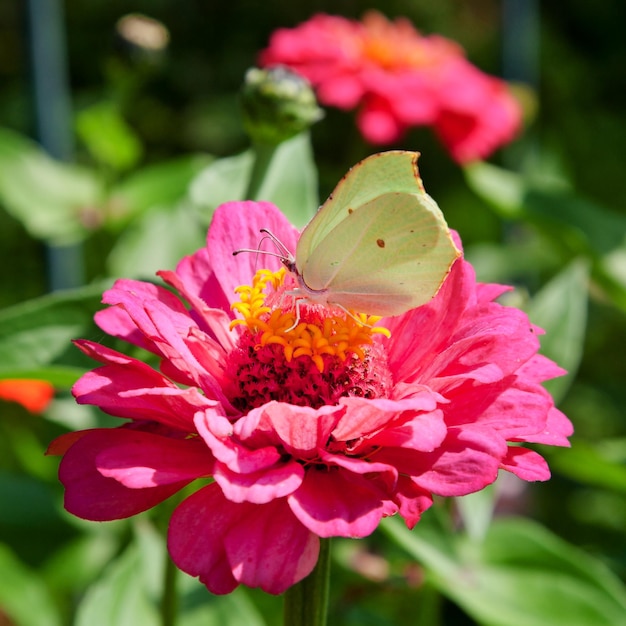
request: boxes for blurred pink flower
[260,12,522,163]
[49,201,571,595]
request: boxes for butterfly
[238,151,461,318]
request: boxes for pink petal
[317,449,398,491]
[378,427,506,497]
[206,201,299,306]
[47,429,93,456]
[394,476,434,529]
[357,97,405,144]
[500,446,551,482]
[159,267,236,352]
[288,468,390,537]
[168,485,241,595]
[169,484,319,595]
[194,410,281,473]
[444,377,552,439]
[333,392,441,444]
[518,407,573,446]
[386,258,474,383]
[72,350,214,431]
[96,431,214,488]
[168,246,232,324]
[59,428,187,521]
[213,459,304,504]
[366,409,447,453]
[476,282,513,304]
[247,401,342,456]
[517,353,567,384]
[224,498,320,595]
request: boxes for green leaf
[0,127,103,244]
[108,154,212,228]
[106,203,206,278]
[549,439,626,494]
[0,543,62,626]
[0,282,107,370]
[190,132,318,228]
[463,161,525,218]
[177,585,267,626]
[76,102,143,172]
[382,515,626,626]
[0,472,63,528]
[75,542,160,626]
[525,259,589,402]
[43,531,125,594]
[0,365,85,388]
[254,132,318,227]
[524,189,626,257]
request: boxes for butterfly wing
[296,151,426,271]
[299,190,460,317]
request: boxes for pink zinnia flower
[259,11,522,163]
[49,200,572,595]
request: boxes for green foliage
[76,101,143,173]
[0,544,62,626]
[0,128,103,244]
[0,2,625,624]
[189,132,318,228]
[382,514,626,626]
[525,259,589,402]
[0,282,107,383]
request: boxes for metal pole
[502,0,540,87]
[26,0,84,290]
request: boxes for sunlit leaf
[549,439,626,494]
[0,283,107,370]
[0,365,85,389]
[0,127,103,244]
[106,203,206,278]
[75,543,160,626]
[42,531,125,594]
[76,102,143,172]
[525,259,589,402]
[524,189,626,257]
[107,154,212,228]
[190,132,318,228]
[0,544,62,626]
[463,161,524,218]
[382,515,626,626]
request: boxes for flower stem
[282,538,331,626]
[161,551,179,626]
[244,141,277,200]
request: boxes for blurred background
[0,1,625,625]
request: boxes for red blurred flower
[260,12,522,163]
[49,201,571,595]
[0,379,54,413]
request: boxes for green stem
[282,538,331,626]
[413,580,442,626]
[161,547,179,626]
[244,141,278,200]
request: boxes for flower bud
[241,65,324,145]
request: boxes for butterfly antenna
[259,229,294,261]
[232,229,294,265]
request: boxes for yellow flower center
[230,267,390,373]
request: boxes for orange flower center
[358,11,459,71]
[230,267,390,373]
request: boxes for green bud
[241,66,324,146]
